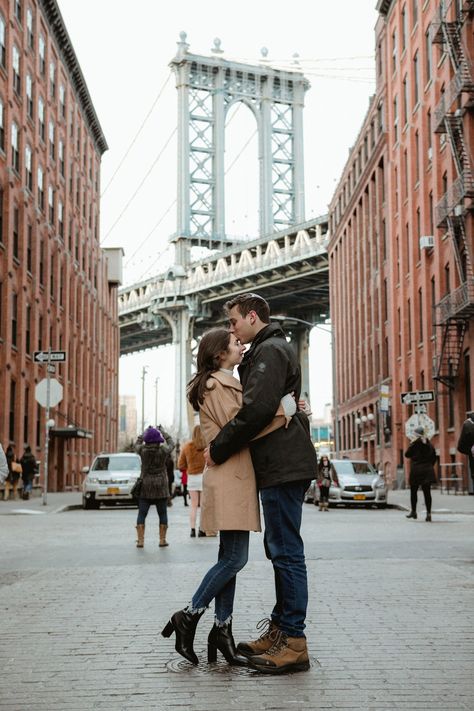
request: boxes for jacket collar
[209,370,242,391]
[243,322,286,362]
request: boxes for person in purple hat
[134,426,175,548]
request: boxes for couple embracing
[162,293,317,674]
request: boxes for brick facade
[0,0,119,490]
[328,0,473,488]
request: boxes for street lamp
[141,366,149,434]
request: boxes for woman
[161,327,293,667]
[4,445,20,501]
[135,426,174,548]
[178,426,207,537]
[404,426,437,522]
[317,455,331,511]
[20,446,37,500]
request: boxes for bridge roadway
[118,215,329,355]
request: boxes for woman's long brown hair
[187,328,231,411]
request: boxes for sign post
[34,349,66,505]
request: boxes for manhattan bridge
[118,34,330,439]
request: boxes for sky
[58,0,379,431]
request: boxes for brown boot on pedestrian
[247,631,310,674]
[136,524,145,548]
[237,618,280,657]
[159,523,169,547]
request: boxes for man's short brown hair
[224,293,270,323]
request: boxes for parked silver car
[82,453,141,509]
[304,459,387,508]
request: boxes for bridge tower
[165,34,310,440]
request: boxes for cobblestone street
[1,496,474,710]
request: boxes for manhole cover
[166,652,320,674]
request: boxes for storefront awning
[50,427,93,439]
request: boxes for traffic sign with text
[33,350,67,363]
[400,390,435,405]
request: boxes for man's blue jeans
[260,481,308,638]
[191,530,249,623]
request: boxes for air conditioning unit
[419,235,435,249]
[454,204,463,216]
[427,146,433,161]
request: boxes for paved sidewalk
[0,491,82,515]
[388,487,474,514]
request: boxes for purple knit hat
[142,426,165,444]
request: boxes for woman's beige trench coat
[199,370,286,533]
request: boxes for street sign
[380,384,390,412]
[405,413,436,441]
[33,350,67,363]
[35,378,63,407]
[400,390,435,405]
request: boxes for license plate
[353,494,366,500]
[107,487,120,495]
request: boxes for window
[445,263,450,295]
[383,278,388,321]
[0,188,3,243]
[13,206,19,258]
[9,380,16,441]
[14,0,22,24]
[0,98,4,151]
[429,191,434,233]
[37,165,44,211]
[25,305,31,353]
[401,6,407,50]
[24,385,29,442]
[392,30,397,73]
[26,7,33,48]
[412,0,418,27]
[425,30,432,83]
[427,110,432,150]
[50,252,54,297]
[38,315,43,349]
[27,222,32,271]
[12,45,21,94]
[26,74,33,118]
[418,287,423,342]
[25,144,32,190]
[397,308,401,356]
[405,222,410,272]
[403,75,408,125]
[48,185,54,224]
[48,120,55,160]
[39,35,47,76]
[413,52,419,106]
[38,97,45,141]
[58,139,64,177]
[49,60,55,98]
[407,298,412,350]
[416,208,421,259]
[393,95,398,142]
[59,84,66,118]
[11,122,19,173]
[12,293,18,347]
[404,149,408,197]
[0,15,5,67]
[415,130,419,182]
[58,200,64,238]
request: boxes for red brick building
[328,0,473,488]
[0,0,120,491]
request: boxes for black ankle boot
[190,528,196,538]
[207,622,248,666]
[161,608,205,665]
[198,529,206,537]
[406,511,417,519]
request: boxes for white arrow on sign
[35,378,63,407]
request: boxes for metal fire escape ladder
[433,319,468,387]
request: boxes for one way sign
[400,390,435,405]
[33,350,67,363]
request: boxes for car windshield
[333,461,375,476]
[92,456,141,472]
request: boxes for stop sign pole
[42,348,52,506]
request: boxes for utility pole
[154,377,159,425]
[141,366,149,433]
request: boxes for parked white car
[305,459,388,508]
[82,453,141,509]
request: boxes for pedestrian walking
[162,327,293,667]
[405,426,437,522]
[20,446,37,500]
[205,293,317,674]
[0,443,8,487]
[178,426,207,537]
[134,426,174,548]
[165,452,174,507]
[317,455,331,511]
[180,468,189,506]
[457,411,474,487]
[4,445,21,501]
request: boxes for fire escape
[431,0,474,388]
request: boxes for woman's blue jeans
[191,530,249,624]
[137,498,168,525]
[260,481,308,638]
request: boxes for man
[457,411,474,488]
[206,293,317,674]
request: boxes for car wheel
[377,503,387,509]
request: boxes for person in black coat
[20,446,37,500]
[457,412,474,487]
[206,293,317,675]
[404,426,437,522]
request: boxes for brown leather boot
[136,524,145,548]
[247,631,310,674]
[236,618,280,657]
[159,524,169,547]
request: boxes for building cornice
[39,0,108,155]
[376,0,394,17]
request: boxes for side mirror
[81,466,90,474]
